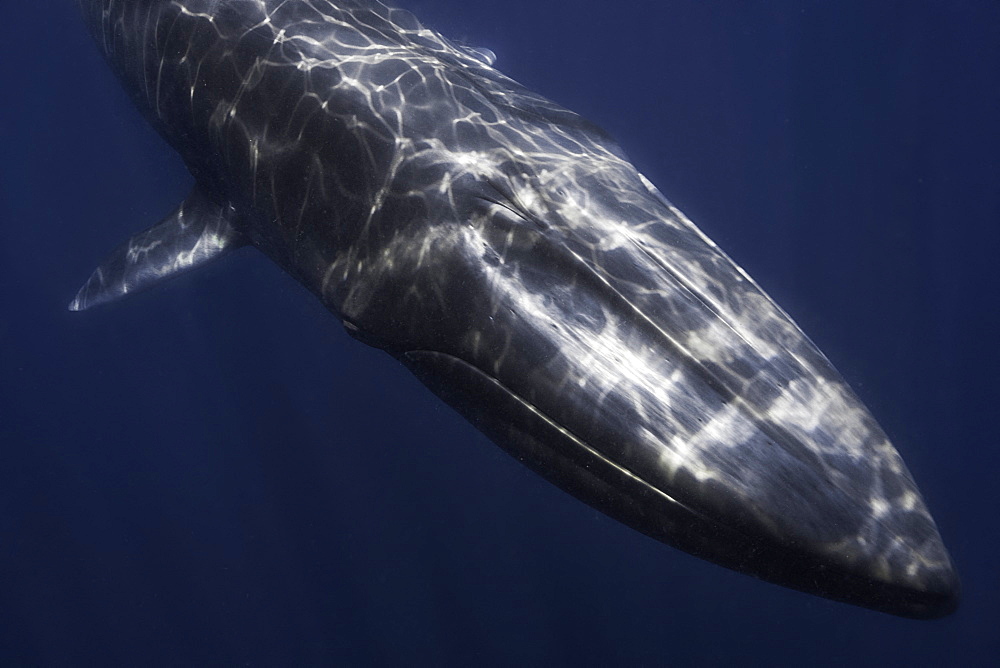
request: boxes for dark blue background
[2,0,997,664]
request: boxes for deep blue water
[2,0,998,664]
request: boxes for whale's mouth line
[402,347,731,534]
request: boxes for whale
[70,0,959,618]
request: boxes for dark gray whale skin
[71,0,958,618]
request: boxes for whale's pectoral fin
[69,186,247,311]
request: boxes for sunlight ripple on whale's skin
[70,0,959,618]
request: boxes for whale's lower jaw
[402,350,959,620]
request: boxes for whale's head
[335,142,959,619]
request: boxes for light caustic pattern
[78,0,955,608]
